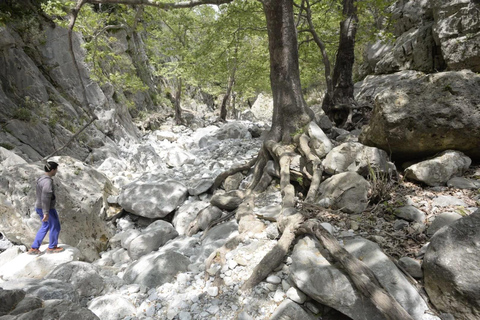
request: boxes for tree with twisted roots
[69,0,414,319]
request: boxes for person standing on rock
[27,161,65,255]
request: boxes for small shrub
[0,143,14,150]
[13,108,32,121]
[367,166,397,205]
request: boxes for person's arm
[41,179,53,221]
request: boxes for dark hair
[45,161,59,172]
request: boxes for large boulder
[1,278,79,303]
[0,245,81,280]
[127,220,178,260]
[358,70,480,161]
[374,23,438,74]
[322,142,394,177]
[404,150,471,186]
[423,209,480,320]
[316,172,370,214]
[172,200,210,236]
[0,288,25,316]
[290,236,432,320]
[45,261,105,298]
[117,180,188,219]
[122,250,190,288]
[0,157,116,261]
[88,294,136,320]
[250,93,273,122]
[0,293,99,320]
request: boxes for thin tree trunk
[130,6,156,109]
[174,78,182,124]
[220,66,236,121]
[322,0,358,127]
[303,0,333,105]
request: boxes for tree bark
[130,6,156,109]
[219,66,236,121]
[321,0,358,127]
[263,0,313,143]
[303,0,333,107]
[174,77,183,124]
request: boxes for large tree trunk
[263,0,313,143]
[322,0,358,127]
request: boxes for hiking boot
[46,247,65,254]
[27,248,41,255]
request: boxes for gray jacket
[35,175,56,213]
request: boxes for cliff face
[360,0,480,77]
[0,11,142,163]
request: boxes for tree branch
[86,0,234,9]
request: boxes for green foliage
[295,0,396,91]
[0,143,14,150]
[0,10,12,26]
[42,2,148,102]
[13,108,32,121]
[290,127,305,138]
[33,0,397,121]
[41,0,75,28]
[296,0,342,92]
[455,207,468,217]
[296,176,304,185]
[367,164,397,204]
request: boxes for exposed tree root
[203,128,414,320]
[298,219,415,320]
[241,213,303,291]
[210,156,258,191]
[296,133,323,202]
[204,195,255,282]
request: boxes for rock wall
[0,14,141,163]
[360,0,480,76]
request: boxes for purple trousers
[31,208,61,249]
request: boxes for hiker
[27,161,65,255]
